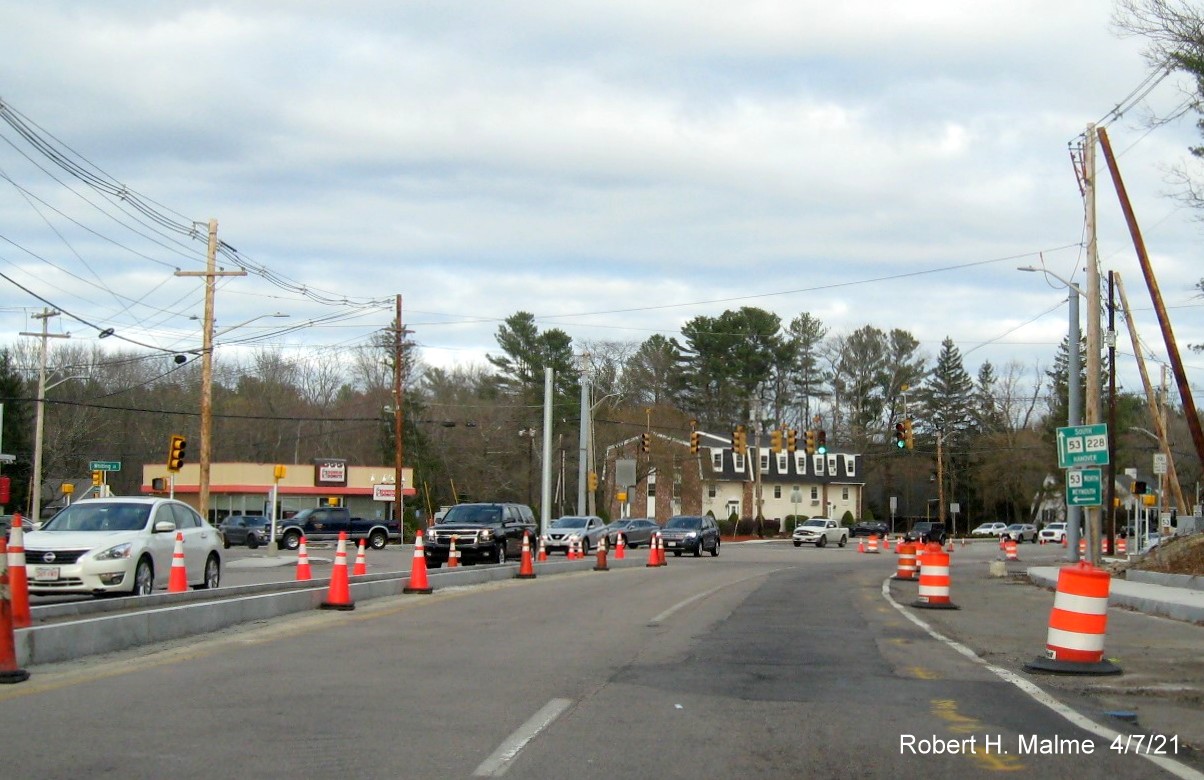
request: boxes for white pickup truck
[792,517,848,548]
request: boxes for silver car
[542,515,609,555]
[1003,523,1038,543]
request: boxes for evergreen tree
[916,337,975,438]
[0,349,32,512]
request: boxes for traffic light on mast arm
[816,430,827,454]
[804,429,816,454]
[640,432,651,453]
[769,429,783,453]
[786,428,797,452]
[904,419,914,449]
[894,422,906,449]
[167,434,187,472]
[731,425,746,455]
[690,430,701,454]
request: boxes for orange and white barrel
[1004,539,1019,561]
[1025,562,1120,675]
[893,542,917,581]
[912,543,958,609]
[1079,537,1087,556]
[1101,537,1110,555]
[1116,537,1127,556]
[867,534,879,554]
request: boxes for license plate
[33,566,60,581]
[665,540,678,547]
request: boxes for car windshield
[1006,524,1024,531]
[552,517,589,529]
[40,503,151,532]
[802,519,827,528]
[666,517,701,529]
[440,506,502,525]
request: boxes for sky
[0,1,1202,406]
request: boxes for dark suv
[851,521,890,538]
[424,503,537,567]
[659,515,721,557]
[905,521,947,546]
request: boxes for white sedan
[23,497,222,597]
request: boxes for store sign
[373,483,396,501]
[313,458,347,487]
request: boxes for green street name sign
[1066,467,1102,507]
[88,460,121,472]
[1056,423,1109,468]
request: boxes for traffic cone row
[319,531,355,610]
[0,539,30,684]
[646,532,666,567]
[168,532,189,593]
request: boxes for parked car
[0,514,35,535]
[605,518,659,549]
[904,522,947,546]
[22,497,222,597]
[792,518,848,548]
[970,522,1008,537]
[218,514,272,549]
[1003,523,1038,543]
[542,515,609,555]
[850,521,889,538]
[1038,522,1068,543]
[659,515,720,557]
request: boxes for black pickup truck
[274,507,401,550]
[423,502,537,567]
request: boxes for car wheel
[223,537,231,549]
[132,557,154,596]
[496,542,508,565]
[282,531,301,551]
[693,541,702,557]
[369,530,388,550]
[247,535,259,550]
[793,541,802,547]
[838,535,847,548]
[817,535,827,548]
[196,554,220,590]
[711,538,720,557]
[673,551,682,557]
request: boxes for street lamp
[1018,266,1084,561]
[198,313,288,522]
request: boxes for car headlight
[94,542,133,561]
[479,529,494,541]
[685,532,698,539]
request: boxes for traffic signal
[904,419,914,449]
[167,434,187,472]
[770,429,783,453]
[786,428,797,452]
[640,432,651,453]
[731,425,746,455]
[816,430,827,454]
[1133,480,1147,495]
[690,431,700,454]
[588,471,598,491]
[894,422,906,449]
[91,470,103,487]
[805,429,816,454]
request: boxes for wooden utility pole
[936,432,946,526]
[176,219,245,521]
[21,308,69,522]
[1083,123,1103,565]
[1098,127,1204,471]
[392,294,410,525]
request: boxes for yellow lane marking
[931,699,1025,772]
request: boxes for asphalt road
[4,541,1201,779]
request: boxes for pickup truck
[424,502,537,567]
[791,517,848,548]
[274,507,401,550]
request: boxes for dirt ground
[1121,532,1204,577]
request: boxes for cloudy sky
[1,1,1201,400]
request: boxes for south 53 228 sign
[1056,423,1110,469]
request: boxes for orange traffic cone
[0,540,30,684]
[653,533,667,566]
[517,531,536,580]
[7,520,30,629]
[295,536,313,581]
[168,532,188,593]
[646,533,660,567]
[857,537,866,553]
[594,537,610,572]
[537,536,548,562]
[882,536,891,552]
[320,531,355,610]
[945,539,954,553]
[614,534,626,560]
[1061,535,1068,549]
[353,539,368,576]
[404,531,434,594]
[448,535,460,568]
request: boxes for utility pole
[576,354,590,515]
[175,219,245,522]
[21,308,69,522]
[936,432,946,527]
[1083,124,1103,565]
[392,295,412,527]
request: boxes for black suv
[424,503,537,567]
[905,521,947,546]
[659,515,721,557]
[851,521,890,538]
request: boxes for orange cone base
[911,599,960,610]
[1024,656,1121,676]
[891,574,916,581]
[403,584,434,594]
[516,572,537,580]
[0,669,29,684]
[320,597,356,611]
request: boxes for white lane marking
[647,568,793,626]
[882,577,1204,780]
[473,698,572,777]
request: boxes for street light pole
[1019,266,1082,562]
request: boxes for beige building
[141,459,415,522]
